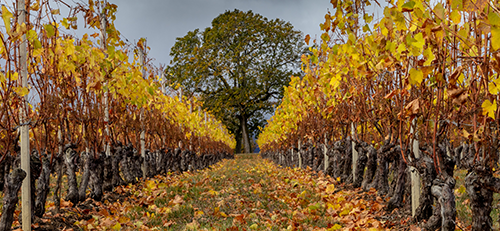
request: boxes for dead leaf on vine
[448,88,467,105]
[492,53,500,73]
[448,66,463,85]
[383,89,399,99]
[401,99,420,120]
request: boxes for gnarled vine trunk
[0,169,26,231]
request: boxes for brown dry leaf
[99,218,115,228]
[448,66,463,85]
[60,200,73,208]
[172,195,184,205]
[448,88,468,105]
[410,224,422,231]
[404,99,420,117]
[383,89,399,99]
[163,220,175,227]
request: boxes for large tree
[167,9,304,153]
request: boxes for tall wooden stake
[18,0,31,229]
[161,72,166,95]
[351,123,358,180]
[139,45,146,180]
[324,133,329,172]
[100,0,110,157]
[411,119,420,217]
[298,139,302,168]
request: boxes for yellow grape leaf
[413,33,425,51]
[329,73,341,89]
[489,12,500,27]
[328,224,343,231]
[112,223,121,231]
[451,0,463,10]
[51,9,60,15]
[339,207,350,216]
[433,3,445,20]
[61,18,70,29]
[1,6,13,32]
[492,27,500,51]
[9,72,18,81]
[194,210,204,217]
[423,47,435,66]
[482,99,497,119]
[326,184,335,194]
[14,87,29,97]
[146,180,156,190]
[489,78,500,95]
[220,211,228,217]
[450,10,461,24]
[464,0,488,12]
[409,68,423,85]
[208,189,219,195]
[44,24,55,38]
[397,43,406,54]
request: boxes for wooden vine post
[298,139,302,168]
[100,0,111,157]
[161,72,167,95]
[351,123,358,180]
[138,44,146,180]
[323,133,329,172]
[18,0,31,229]
[410,120,420,217]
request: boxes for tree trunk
[386,157,407,212]
[353,141,367,188]
[1,155,13,195]
[78,151,91,202]
[54,156,64,213]
[414,155,437,223]
[35,155,51,218]
[0,169,26,231]
[102,155,114,191]
[28,152,41,222]
[235,127,242,154]
[466,169,494,231]
[89,154,104,201]
[112,147,125,186]
[240,114,251,153]
[64,145,79,205]
[362,145,377,191]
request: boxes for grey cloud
[111,0,332,66]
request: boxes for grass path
[76,154,390,230]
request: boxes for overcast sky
[104,0,334,67]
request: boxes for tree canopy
[167,9,305,153]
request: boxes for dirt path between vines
[40,154,416,230]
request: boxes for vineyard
[4,0,500,230]
[258,0,500,230]
[0,0,234,230]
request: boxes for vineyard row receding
[0,1,235,229]
[258,0,500,230]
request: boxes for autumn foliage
[259,0,500,230]
[0,0,234,229]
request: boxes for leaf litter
[40,154,414,230]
